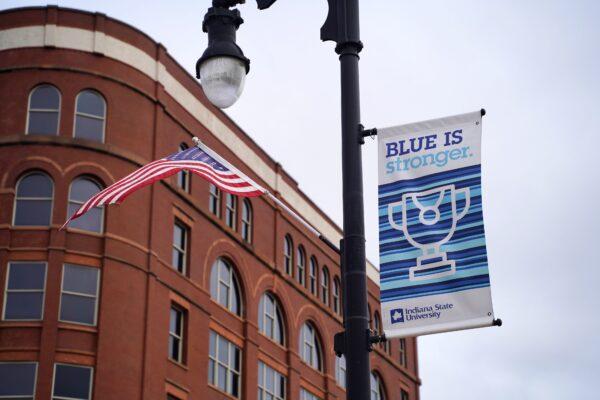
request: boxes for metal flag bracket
[359,124,378,144]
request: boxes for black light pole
[196,1,374,398]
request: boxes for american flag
[61,138,265,229]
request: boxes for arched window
[370,372,386,400]
[258,292,285,345]
[283,235,293,275]
[335,354,347,389]
[176,143,190,192]
[299,322,322,371]
[373,312,390,353]
[225,193,237,230]
[74,89,106,142]
[13,172,53,226]
[27,84,60,135]
[333,277,341,315]
[296,246,306,286]
[210,258,242,316]
[309,257,317,295]
[241,199,252,243]
[68,177,104,232]
[368,304,373,330]
[321,267,330,306]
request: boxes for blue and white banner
[378,111,495,338]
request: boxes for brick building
[0,6,420,400]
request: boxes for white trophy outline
[387,184,470,281]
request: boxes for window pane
[5,292,44,320]
[7,262,45,289]
[0,362,37,396]
[14,199,52,226]
[60,294,96,325]
[63,265,98,295]
[209,331,217,357]
[218,337,229,363]
[76,91,104,116]
[75,115,104,142]
[68,203,103,232]
[17,174,53,197]
[217,365,227,391]
[28,111,59,135]
[70,179,101,202]
[53,364,91,399]
[30,85,59,109]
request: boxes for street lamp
[197,1,376,399]
[195,2,250,108]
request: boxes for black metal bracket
[493,318,502,327]
[367,329,387,352]
[359,124,377,144]
[213,0,245,8]
[480,108,486,117]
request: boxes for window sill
[207,383,240,400]
[57,322,98,333]
[168,358,188,371]
[0,320,43,328]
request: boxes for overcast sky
[4,1,599,398]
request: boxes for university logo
[390,308,405,324]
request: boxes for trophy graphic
[387,184,470,281]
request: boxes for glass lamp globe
[199,56,247,109]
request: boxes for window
[0,362,37,399]
[59,264,100,326]
[68,177,103,232]
[176,143,190,192]
[210,258,242,316]
[52,363,93,400]
[208,331,241,398]
[13,172,53,226]
[373,312,390,353]
[333,277,341,315]
[335,354,346,389]
[258,292,284,345]
[309,257,317,295]
[74,90,106,142]
[401,389,409,400]
[296,246,306,286]
[320,267,329,306]
[172,220,188,274]
[209,184,221,216]
[258,362,286,400]
[167,395,181,400]
[241,199,252,243]
[300,388,321,400]
[283,235,293,275]
[169,305,185,363]
[27,84,60,135]
[225,193,237,229]
[299,322,322,371]
[370,372,385,400]
[3,262,46,320]
[399,338,407,367]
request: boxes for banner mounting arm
[359,124,378,144]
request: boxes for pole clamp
[359,124,377,144]
[334,331,345,357]
[367,329,387,352]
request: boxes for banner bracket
[333,331,345,357]
[367,329,387,352]
[359,124,378,144]
[493,318,502,327]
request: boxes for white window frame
[399,338,407,367]
[300,388,321,400]
[225,193,237,230]
[208,331,242,398]
[2,261,47,321]
[258,361,286,400]
[172,220,188,275]
[73,89,106,143]
[333,277,341,315]
[321,267,330,306]
[284,235,293,276]
[67,177,104,233]
[296,246,306,286]
[25,84,61,136]
[335,354,347,389]
[209,184,221,217]
[211,258,242,316]
[12,171,54,227]
[259,292,284,345]
[370,372,384,400]
[0,361,39,399]
[51,363,93,400]
[169,304,185,364]
[309,257,317,295]
[58,264,100,326]
[299,323,321,371]
[241,199,252,243]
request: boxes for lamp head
[196,6,250,109]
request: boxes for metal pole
[331,1,371,398]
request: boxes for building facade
[0,6,421,400]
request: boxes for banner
[378,110,495,338]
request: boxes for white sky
[4,1,599,398]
